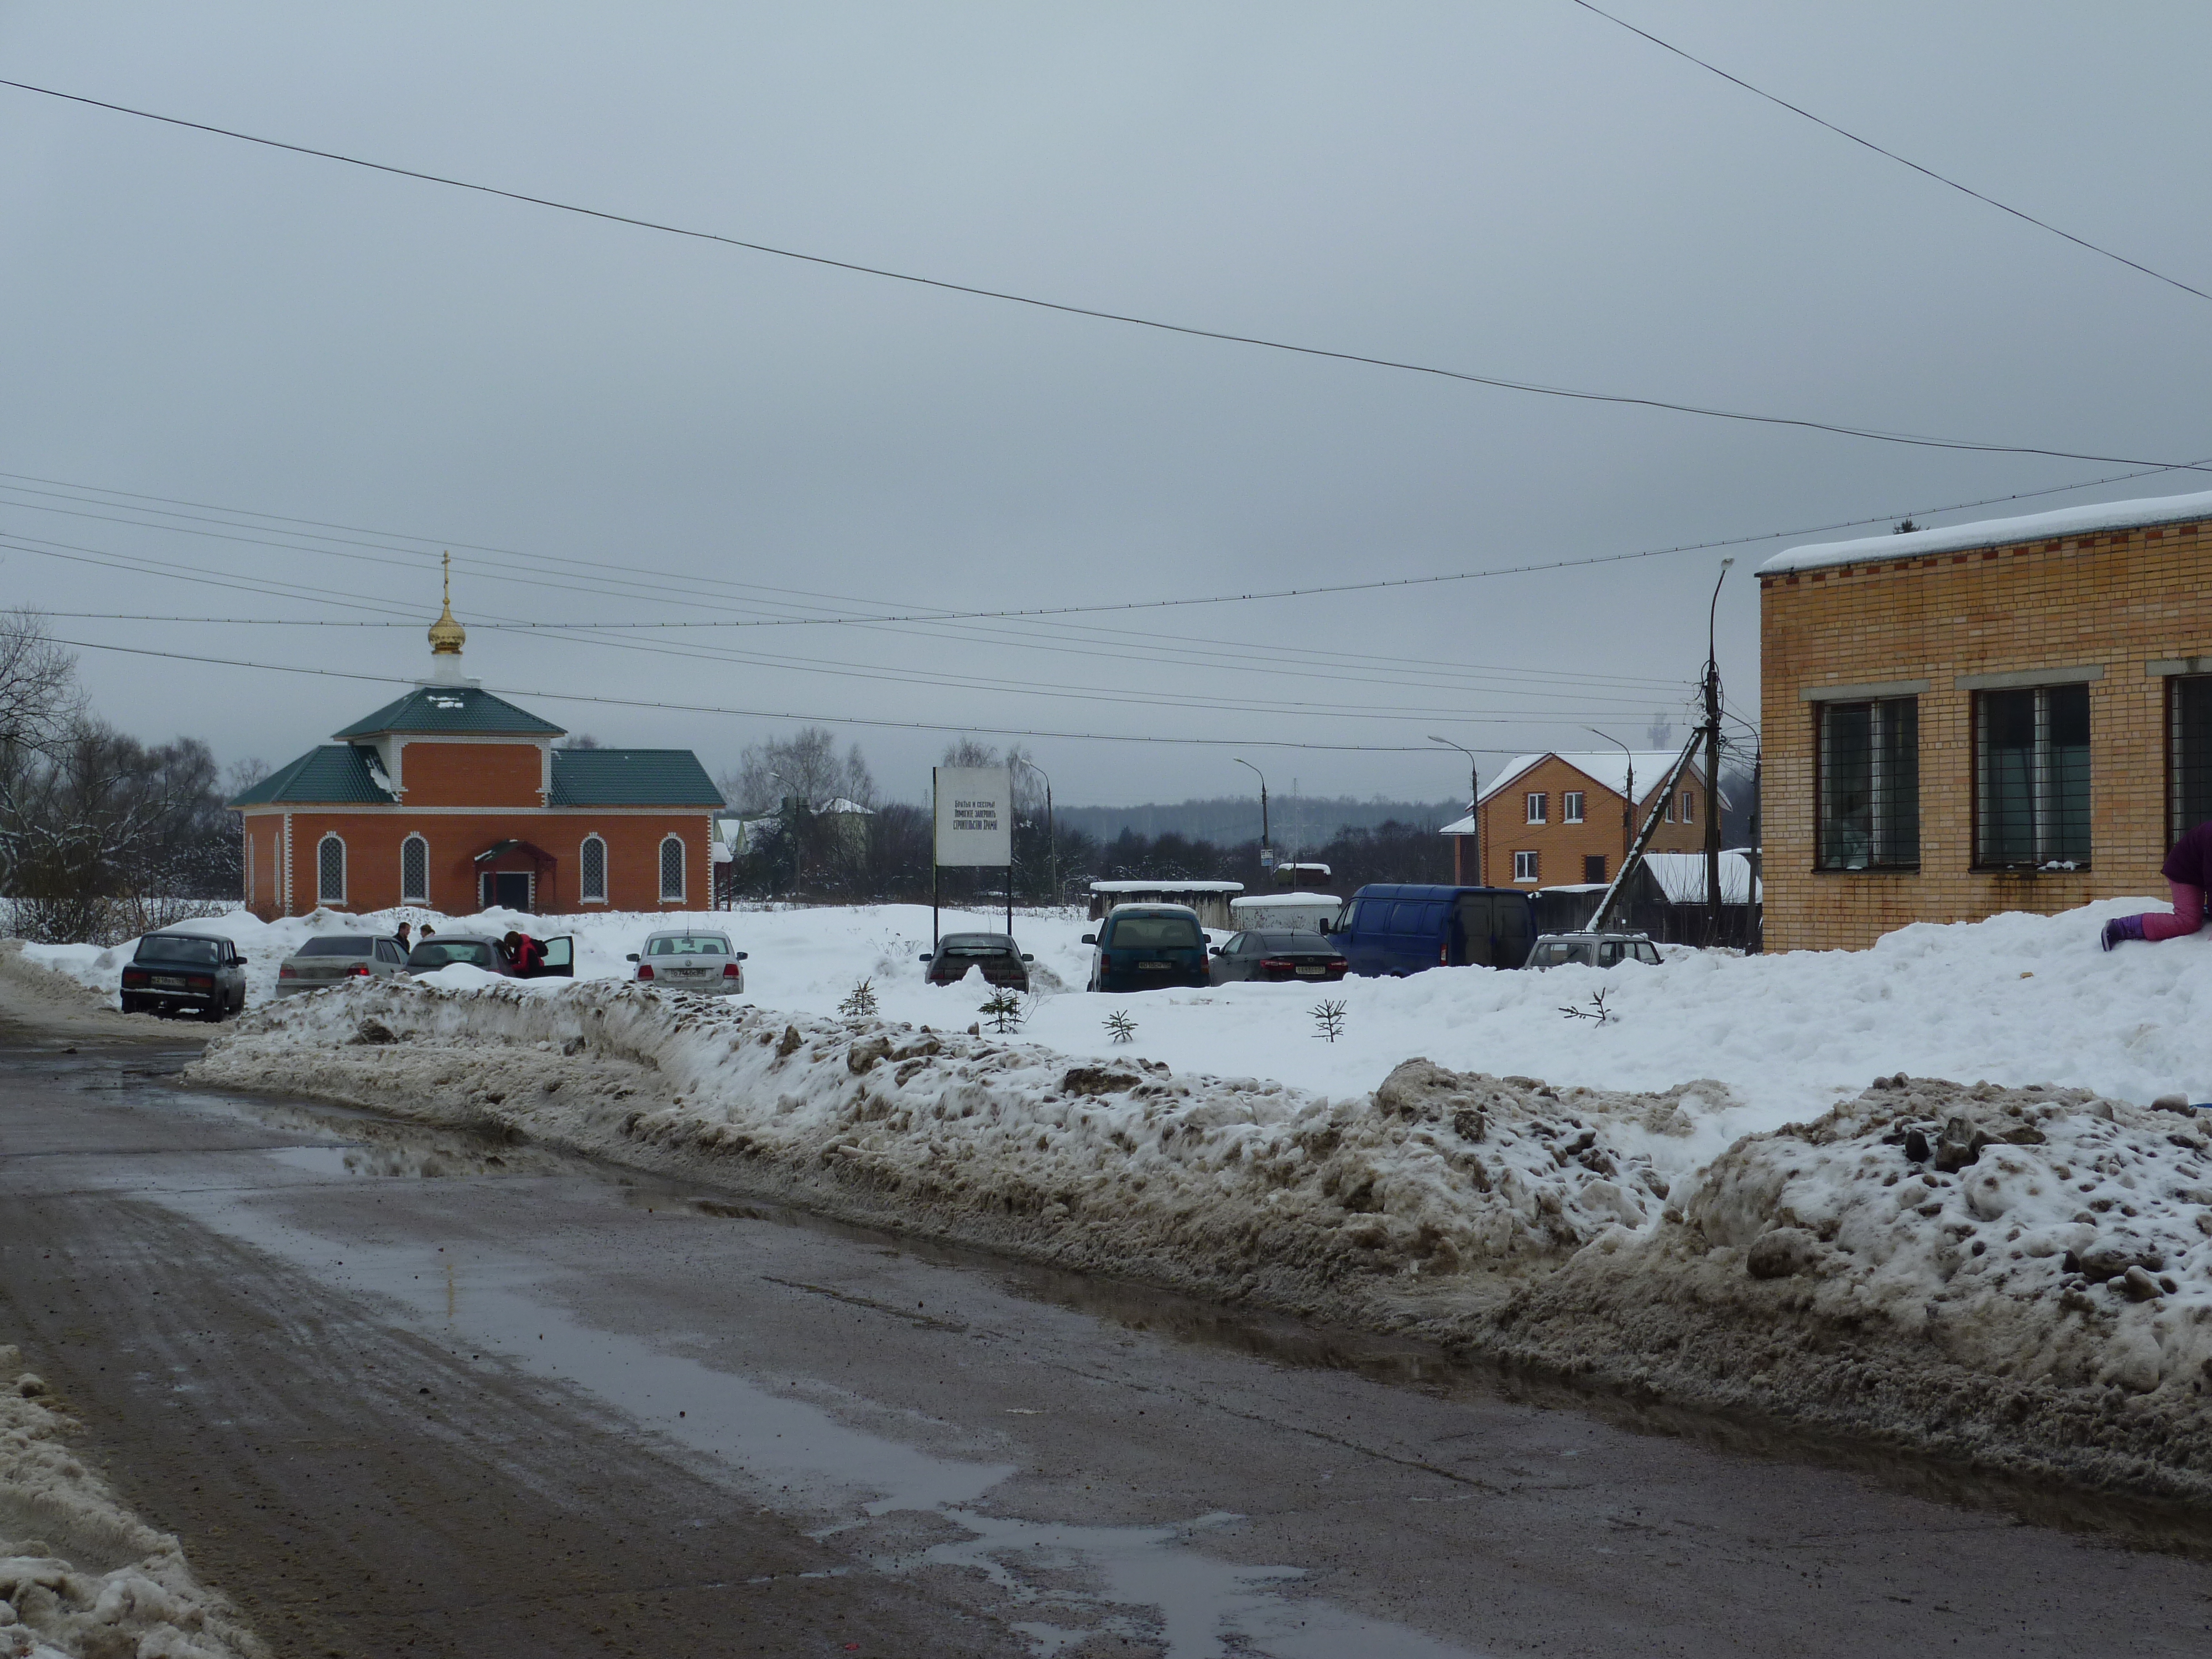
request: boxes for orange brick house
[1758,488,2212,952]
[1440,750,1713,889]
[228,579,723,918]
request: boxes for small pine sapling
[839,978,879,1019]
[1311,998,1348,1043]
[978,987,1026,1034]
[1103,1009,1138,1044]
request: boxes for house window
[1817,697,1919,870]
[1662,795,1674,822]
[400,834,429,904]
[1525,792,1547,824]
[1976,684,2090,868]
[316,833,346,904]
[2171,676,2212,848]
[581,833,608,903]
[1583,854,1606,884]
[1681,791,1695,824]
[1562,791,1584,824]
[659,834,686,902]
[1512,850,1540,883]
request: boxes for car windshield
[648,936,728,956]
[135,936,222,964]
[296,937,375,957]
[409,941,494,969]
[1108,915,1202,950]
[942,935,1013,956]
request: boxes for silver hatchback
[628,930,748,994]
[275,934,412,995]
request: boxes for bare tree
[940,737,1000,769]
[0,610,82,758]
[720,727,874,813]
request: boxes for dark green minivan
[1083,905,1211,992]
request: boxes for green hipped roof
[550,749,724,807]
[332,684,565,739]
[227,745,723,808]
[228,745,396,806]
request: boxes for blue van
[1326,884,1536,977]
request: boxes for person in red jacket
[2103,818,2212,949]
[503,930,546,976]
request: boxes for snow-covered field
[23,894,2212,1134]
[0,1345,263,1658]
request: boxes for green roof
[551,749,724,807]
[333,685,565,739]
[228,745,397,806]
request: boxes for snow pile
[189,977,1718,1307]
[0,1347,263,1659]
[1483,1077,2212,1498]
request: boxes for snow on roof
[1088,879,1244,893]
[1231,891,1340,909]
[1640,851,1761,905]
[1473,752,1700,808]
[1760,487,2212,577]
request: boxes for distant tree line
[0,612,249,943]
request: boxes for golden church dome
[428,551,466,656]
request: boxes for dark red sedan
[1207,931,1349,986]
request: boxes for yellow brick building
[1758,489,2212,952]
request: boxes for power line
[1565,0,2212,306]
[4,75,2207,471]
[40,634,1563,754]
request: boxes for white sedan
[627,930,748,994]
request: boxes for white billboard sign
[933,766,1014,867]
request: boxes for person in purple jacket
[2103,818,2212,948]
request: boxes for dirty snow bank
[189,977,1712,1310]
[0,1347,263,1659]
[1477,1076,2212,1500]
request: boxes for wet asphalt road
[4,1037,2211,1658]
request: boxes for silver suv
[1526,931,1662,969]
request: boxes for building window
[1662,794,1674,822]
[1681,791,1695,824]
[1513,850,1540,883]
[659,834,686,902]
[2171,676,2212,848]
[1562,791,1584,824]
[316,833,346,904]
[581,833,608,903]
[400,834,429,904]
[1583,854,1606,884]
[1976,685,2090,869]
[1525,792,1547,824]
[1817,697,1919,870]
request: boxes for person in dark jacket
[503,930,546,976]
[2102,818,2212,948]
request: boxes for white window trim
[1562,791,1584,824]
[1681,791,1695,823]
[316,832,347,905]
[580,832,609,904]
[400,832,431,904]
[658,833,687,902]
[1525,792,1547,825]
[1512,850,1540,884]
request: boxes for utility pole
[1584,728,1635,872]
[1016,757,1054,914]
[1702,560,1733,946]
[770,770,805,900]
[1234,758,1272,875]
[1428,736,1479,884]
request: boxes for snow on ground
[0,1346,263,1658]
[24,894,2212,1140]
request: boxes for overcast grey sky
[3,2,2206,808]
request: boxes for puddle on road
[154,1182,1484,1658]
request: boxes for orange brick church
[230,567,723,918]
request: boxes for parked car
[1526,931,1662,969]
[119,931,248,1020]
[1208,930,1349,985]
[1083,905,1210,992]
[920,932,1034,990]
[1327,884,1536,977]
[275,935,411,997]
[627,930,747,994]
[405,932,575,979]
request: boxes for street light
[1427,736,1479,885]
[1583,730,1635,866]
[1014,755,1054,913]
[1232,758,1272,874]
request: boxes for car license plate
[1139,961,1170,970]
[153,975,186,988]
[1296,965,1326,975]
